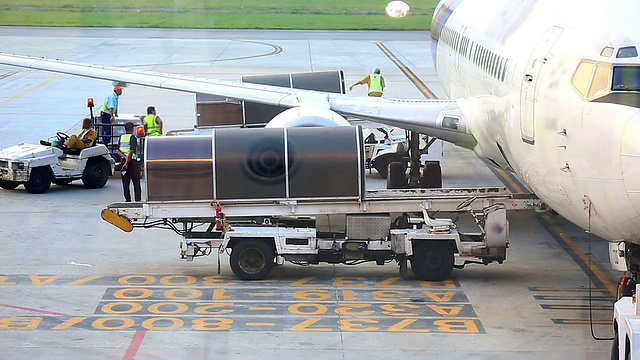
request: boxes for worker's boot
[39,140,51,146]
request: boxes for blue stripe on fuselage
[430,0,464,69]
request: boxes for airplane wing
[0,53,477,149]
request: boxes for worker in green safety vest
[349,68,385,97]
[140,106,163,136]
[117,122,141,202]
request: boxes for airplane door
[520,26,563,144]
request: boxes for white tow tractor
[0,99,115,193]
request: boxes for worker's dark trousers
[121,160,141,202]
[100,112,112,145]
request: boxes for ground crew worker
[64,118,97,149]
[117,122,141,202]
[100,85,124,145]
[349,68,385,97]
[140,106,163,136]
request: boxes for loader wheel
[0,180,19,190]
[230,240,274,280]
[83,159,110,189]
[24,167,52,194]
[410,242,454,281]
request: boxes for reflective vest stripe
[368,74,383,94]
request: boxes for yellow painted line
[249,307,277,311]
[146,158,212,163]
[249,292,276,297]
[542,215,617,296]
[0,75,61,106]
[377,42,437,99]
[495,168,525,194]
[246,322,276,327]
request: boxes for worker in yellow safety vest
[117,122,141,202]
[140,105,163,136]
[349,68,385,97]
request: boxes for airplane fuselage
[431,0,640,243]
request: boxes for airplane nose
[621,111,640,214]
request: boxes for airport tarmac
[0,27,620,359]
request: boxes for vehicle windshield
[612,66,640,91]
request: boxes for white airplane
[0,1,639,271]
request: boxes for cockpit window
[571,60,611,100]
[617,46,638,59]
[612,66,640,91]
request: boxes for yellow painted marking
[0,75,61,107]
[495,168,526,194]
[381,303,420,316]
[387,319,429,333]
[342,290,361,301]
[113,288,153,300]
[92,317,135,331]
[202,276,237,286]
[101,302,143,315]
[293,289,331,301]
[52,317,86,330]
[422,291,458,302]
[288,303,328,316]
[212,289,231,300]
[434,319,480,333]
[118,275,155,285]
[249,292,276,297]
[335,303,375,316]
[372,290,410,302]
[333,276,367,287]
[142,317,184,331]
[246,322,276,327]
[0,316,43,330]
[192,318,233,331]
[542,215,617,296]
[249,307,276,311]
[376,43,436,99]
[290,277,325,287]
[427,304,464,316]
[376,277,411,288]
[193,302,233,315]
[417,279,457,288]
[68,275,102,285]
[148,302,189,315]
[29,275,62,285]
[339,318,379,332]
[0,276,16,285]
[159,275,197,286]
[164,288,203,300]
[290,318,332,332]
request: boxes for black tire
[53,179,73,186]
[373,154,407,179]
[82,158,111,189]
[0,180,19,190]
[229,240,274,280]
[387,162,408,189]
[410,242,454,281]
[611,329,619,360]
[24,167,52,194]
